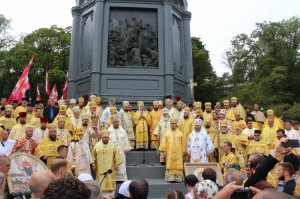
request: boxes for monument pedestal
[69,0,193,106]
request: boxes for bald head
[1,130,8,142]
[0,156,10,174]
[29,171,56,198]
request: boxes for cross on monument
[188,79,197,96]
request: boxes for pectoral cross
[188,79,197,96]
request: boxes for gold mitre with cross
[194,101,202,108]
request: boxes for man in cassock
[149,100,162,149]
[120,101,135,147]
[174,101,184,125]
[29,108,43,129]
[203,120,217,162]
[231,111,247,134]
[67,126,93,176]
[56,115,72,146]
[262,109,284,130]
[220,141,238,175]
[108,116,131,181]
[11,126,37,155]
[92,130,123,197]
[70,106,82,130]
[245,130,268,157]
[32,117,49,144]
[250,104,265,129]
[179,107,194,161]
[159,118,185,183]
[262,117,278,150]
[52,105,74,133]
[230,97,246,120]
[187,119,214,163]
[133,101,151,149]
[214,121,235,162]
[9,112,28,140]
[34,123,63,169]
[154,108,171,164]
[0,105,16,132]
[14,97,28,118]
[203,102,213,122]
[223,100,235,121]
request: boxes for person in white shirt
[187,119,214,163]
[285,120,300,155]
[0,130,16,156]
[242,120,257,140]
[32,118,49,144]
[101,98,119,125]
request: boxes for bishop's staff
[71,134,80,177]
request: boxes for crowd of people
[0,94,299,198]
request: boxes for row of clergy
[0,94,280,133]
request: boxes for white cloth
[108,125,132,181]
[242,127,257,137]
[187,128,215,163]
[0,139,16,156]
[32,127,49,144]
[67,139,93,176]
[285,129,300,155]
[118,180,131,197]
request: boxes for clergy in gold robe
[203,102,213,123]
[218,109,232,131]
[178,107,194,161]
[223,100,235,121]
[214,121,235,162]
[29,108,43,129]
[174,101,184,125]
[78,97,86,115]
[95,96,104,117]
[192,101,202,118]
[56,115,72,146]
[262,109,284,130]
[165,99,178,118]
[120,101,135,147]
[9,112,28,140]
[231,111,247,134]
[52,105,74,133]
[105,107,121,130]
[13,97,28,119]
[245,130,269,156]
[232,124,249,174]
[84,94,97,113]
[133,101,151,149]
[70,106,82,130]
[262,117,279,150]
[159,118,185,182]
[149,101,162,149]
[92,130,123,197]
[34,123,63,169]
[0,105,16,132]
[154,108,171,163]
[66,99,77,118]
[220,141,238,175]
[230,97,246,121]
[84,115,102,151]
[204,120,217,162]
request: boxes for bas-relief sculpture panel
[108,8,158,69]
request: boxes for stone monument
[68,0,193,105]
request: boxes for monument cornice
[80,0,96,13]
[183,11,192,20]
[71,6,81,16]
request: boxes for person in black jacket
[244,138,289,188]
[43,99,59,123]
[284,147,300,172]
[277,162,296,196]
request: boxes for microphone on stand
[100,169,112,175]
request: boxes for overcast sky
[1,0,299,76]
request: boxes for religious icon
[7,152,48,193]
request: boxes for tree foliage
[222,16,300,119]
[192,37,224,104]
[0,24,71,102]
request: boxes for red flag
[61,70,68,100]
[45,63,51,95]
[7,55,34,104]
[36,83,41,101]
[49,84,58,102]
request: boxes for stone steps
[116,150,186,198]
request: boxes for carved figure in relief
[130,43,142,66]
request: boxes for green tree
[0,14,15,50]
[192,37,224,105]
[0,25,71,102]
